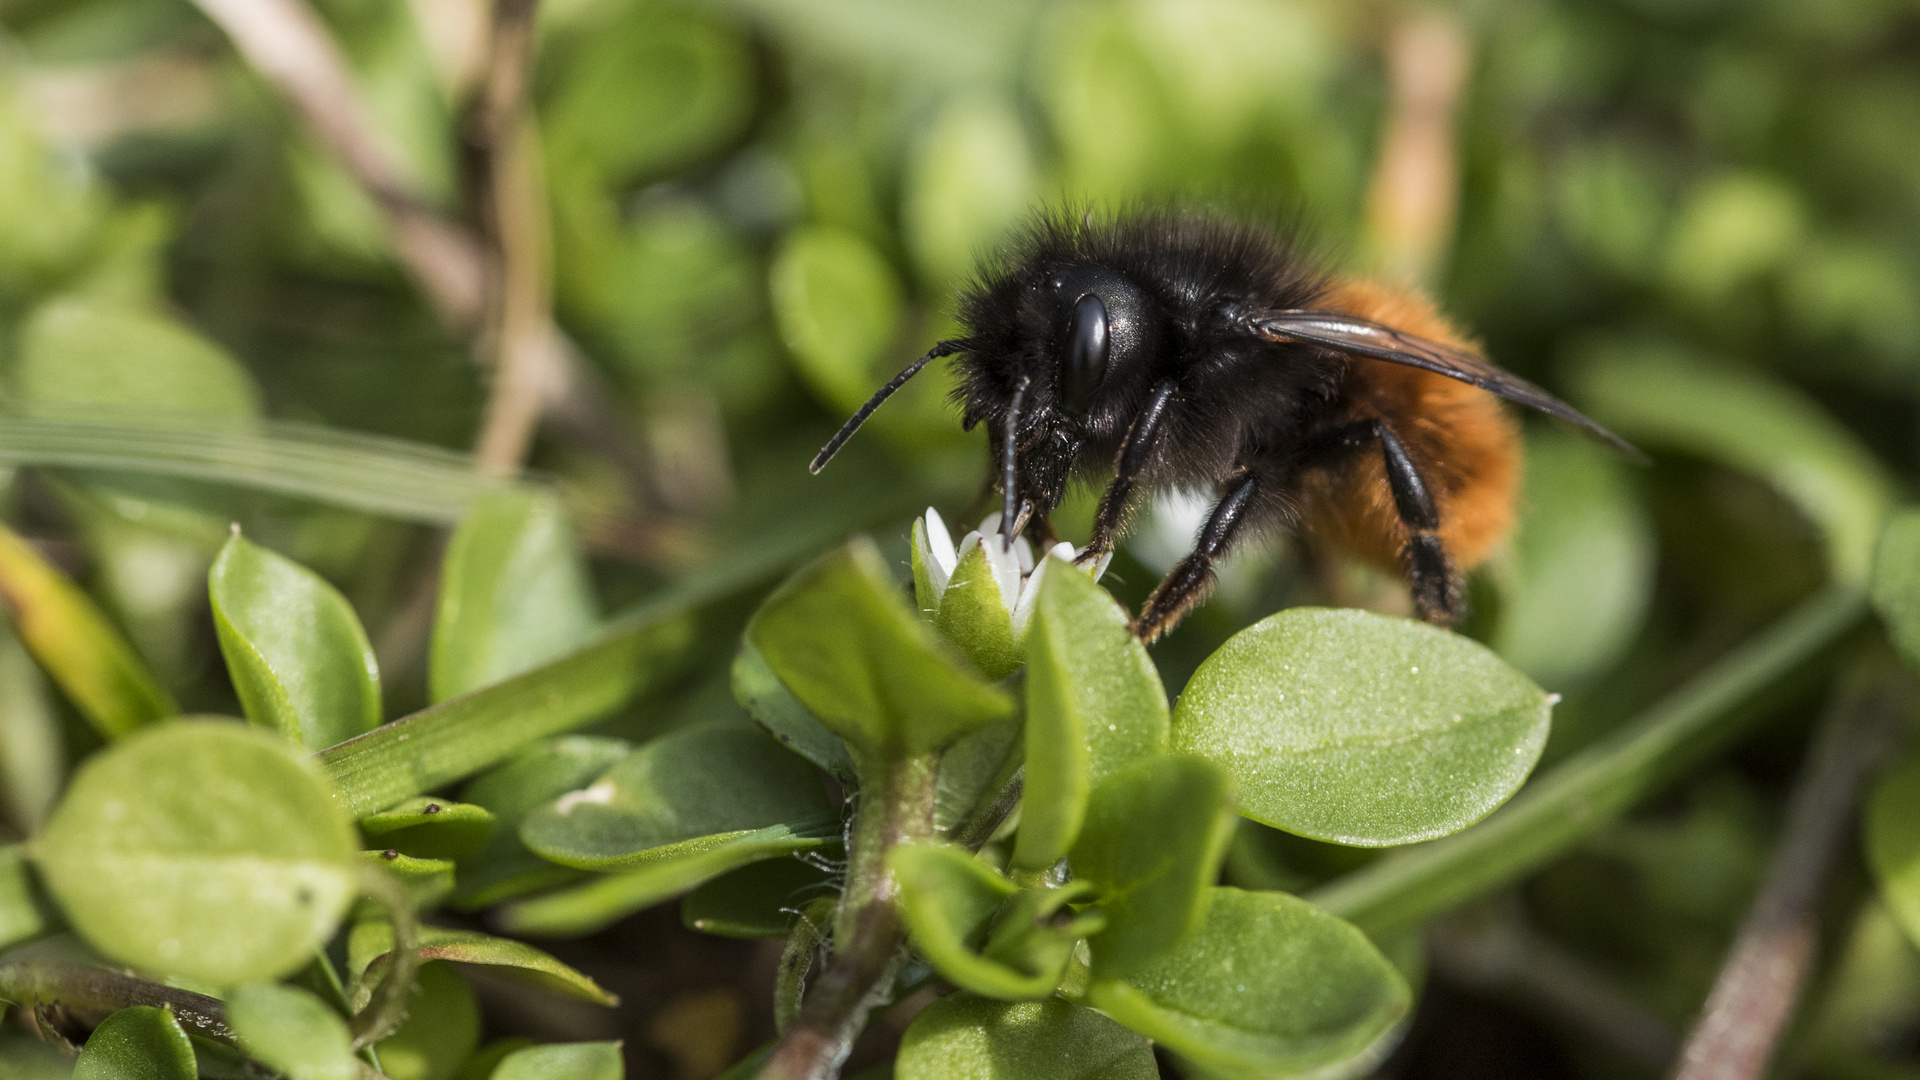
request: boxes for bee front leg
[1131,471,1260,643]
[1078,379,1178,563]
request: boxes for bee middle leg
[1131,470,1261,642]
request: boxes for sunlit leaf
[15,298,260,420]
[349,923,618,1007]
[1089,888,1408,1080]
[770,226,903,413]
[361,798,495,861]
[0,523,173,738]
[209,531,381,750]
[363,850,454,910]
[33,719,358,984]
[492,1042,624,1080]
[896,993,1156,1080]
[432,490,598,703]
[227,983,359,1080]
[901,94,1037,290]
[747,538,1014,757]
[0,619,63,834]
[1174,608,1552,846]
[1872,510,1920,673]
[73,1005,195,1080]
[374,961,480,1080]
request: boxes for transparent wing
[1251,309,1645,460]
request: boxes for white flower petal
[1091,550,1113,581]
[1012,558,1048,638]
[980,536,1023,614]
[1014,534,1035,574]
[924,507,958,576]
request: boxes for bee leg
[1078,379,1179,563]
[1131,471,1260,642]
[1368,421,1459,625]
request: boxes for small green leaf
[209,531,381,750]
[733,640,854,783]
[934,538,1020,679]
[498,822,838,938]
[1492,431,1655,689]
[896,993,1155,1080]
[1174,608,1552,847]
[362,850,454,910]
[432,490,599,704]
[454,737,632,909]
[1015,562,1168,872]
[935,716,1023,835]
[0,846,50,952]
[748,538,1015,757]
[1089,888,1409,1080]
[493,1042,624,1080]
[16,299,261,420]
[681,858,833,939]
[227,983,358,1080]
[1872,510,1920,673]
[1069,756,1233,978]
[0,523,173,738]
[73,1006,195,1080]
[892,842,1072,1000]
[361,798,495,861]
[33,719,359,984]
[374,961,481,1080]
[520,725,834,870]
[770,226,904,413]
[460,1039,536,1080]
[0,617,64,835]
[900,94,1038,290]
[1866,756,1920,950]
[349,922,619,1007]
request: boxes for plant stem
[1669,664,1905,1080]
[349,863,422,1049]
[1309,583,1867,935]
[0,958,231,1042]
[758,751,939,1080]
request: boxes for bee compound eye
[1062,292,1110,417]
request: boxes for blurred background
[0,0,1918,1076]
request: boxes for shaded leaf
[455,736,631,910]
[1867,756,1920,951]
[1173,608,1552,847]
[0,618,63,834]
[1872,510,1920,673]
[74,1006,195,1080]
[493,1042,624,1080]
[747,538,1014,757]
[362,850,454,910]
[209,531,380,750]
[0,846,49,952]
[1089,888,1408,1080]
[1015,562,1167,872]
[733,640,854,783]
[893,842,1060,999]
[935,716,1023,835]
[520,725,834,870]
[374,961,480,1080]
[681,858,834,939]
[33,719,358,984]
[0,523,173,738]
[349,923,618,1007]
[432,490,598,703]
[361,798,495,861]
[227,983,358,1080]
[15,299,260,420]
[1069,756,1233,978]
[896,993,1155,1080]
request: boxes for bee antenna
[809,340,971,474]
[1001,373,1030,551]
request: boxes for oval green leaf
[74,1006,196,1080]
[1866,755,1920,949]
[1068,756,1233,979]
[432,490,599,704]
[1872,510,1920,674]
[1015,560,1168,872]
[374,961,481,1080]
[747,538,1014,757]
[896,993,1156,1080]
[1173,608,1553,847]
[454,736,632,909]
[361,798,495,861]
[17,299,261,421]
[33,719,359,984]
[891,842,1071,1000]
[227,983,359,1080]
[520,725,834,870]
[770,226,903,413]
[493,1042,624,1080]
[1089,888,1409,1080]
[209,531,381,750]
[0,524,173,738]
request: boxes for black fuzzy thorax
[951,210,1351,508]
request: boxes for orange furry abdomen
[1296,278,1521,574]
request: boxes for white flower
[913,507,1111,641]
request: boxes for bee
[810,209,1640,642]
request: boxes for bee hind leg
[1367,421,1460,625]
[1131,471,1260,642]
